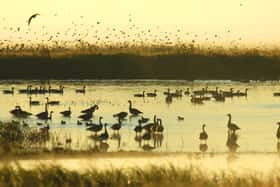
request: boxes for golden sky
[1,0,279,47]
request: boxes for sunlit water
[1,80,280,153]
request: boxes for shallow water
[1,80,280,153]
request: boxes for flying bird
[27,13,40,26]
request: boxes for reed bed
[0,163,279,187]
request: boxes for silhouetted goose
[36,110,53,120]
[199,124,208,141]
[111,117,122,133]
[97,123,109,142]
[193,88,206,95]
[134,91,145,97]
[81,105,99,113]
[29,96,40,106]
[10,106,32,118]
[222,88,234,97]
[128,100,143,115]
[77,120,83,125]
[134,120,143,135]
[46,97,60,105]
[227,114,240,132]
[276,122,280,140]
[163,88,171,95]
[177,116,184,121]
[61,120,66,125]
[76,85,86,93]
[143,115,156,131]
[113,111,128,120]
[19,85,31,94]
[146,90,157,97]
[3,87,14,94]
[60,107,71,117]
[156,119,164,133]
[208,87,219,95]
[236,88,248,97]
[139,116,149,124]
[213,91,225,102]
[190,95,204,104]
[184,88,190,95]
[86,117,103,134]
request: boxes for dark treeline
[1,53,280,80]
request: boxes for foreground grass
[0,164,278,187]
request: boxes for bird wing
[27,13,40,26]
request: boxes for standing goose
[227,114,240,132]
[29,96,40,106]
[86,117,103,134]
[111,117,122,134]
[146,90,157,97]
[156,118,164,133]
[134,91,145,97]
[46,97,60,105]
[276,122,280,140]
[60,107,71,117]
[76,85,86,93]
[134,120,143,135]
[36,104,53,120]
[3,87,14,94]
[97,123,109,142]
[128,100,143,115]
[143,115,157,131]
[113,111,128,120]
[199,124,208,141]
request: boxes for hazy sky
[1,0,279,47]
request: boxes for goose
[199,124,208,141]
[236,88,248,97]
[61,120,66,125]
[111,117,122,134]
[76,85,86,93]
[77,120,83,125]
[143,115,157,131]
[86,117,103,134]
[276,122,280,140]
[36,104,53,120]
[134,120,143,135]
[146,90,157,97]
[3,87,14,94]
[222,88,234,97]
[46,97,60,105]
[60,107,71,117]
[227,114,240,132]
[177,116,184,121]
[163,88,170,95]
[10,106,32,118]
[184,88,190,95]
[139,116,149,124]
[134,91,145,97]
[128,100,143,115]
[81,105,99,113]
[19,85,31,94]
[156,119,164,133]
[97,123,109,142]
[190,95,204,104]
[113,111,128,120]
[29,96,40,106]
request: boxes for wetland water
[1,80,280,153]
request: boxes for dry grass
[0,163,278,187]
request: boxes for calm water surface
[1,80,280,153]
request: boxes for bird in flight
[27,13,40,26]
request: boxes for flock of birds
[0,12,246,56]
[3,84,280,152]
